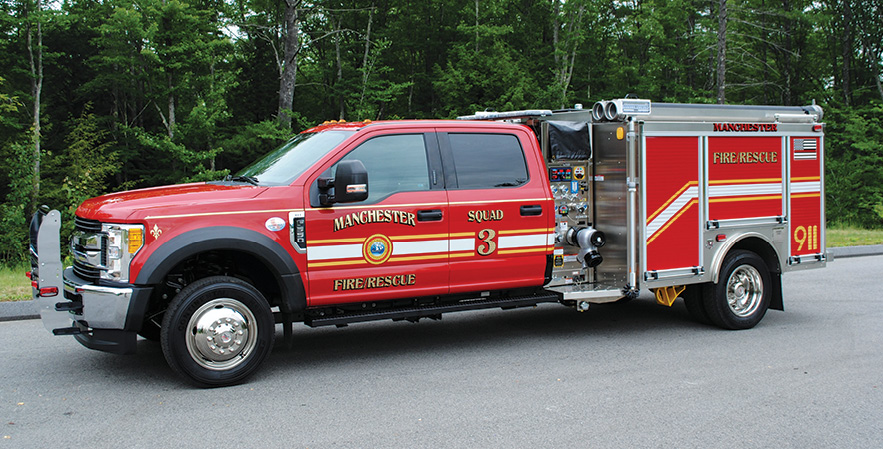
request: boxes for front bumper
[30,209,152,355]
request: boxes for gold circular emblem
[363,234,393,265]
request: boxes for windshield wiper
[226,175,259,186]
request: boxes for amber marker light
[128,227,144,254]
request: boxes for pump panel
[547,160,592,286]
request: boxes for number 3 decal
[477,229,497,256]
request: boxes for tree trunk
[716,0,727,104]
[841,0,852,106]
[474,0,479,54]
[278,0,301,129]
[358,5,375,114]
[760,0,769,104]
[167,74,176,139]
[552,1,560,71]
[26,0,43,211]
[782,0,793,105]
[334,17,344,120]
[875,61,883,102]
[551,2,584,108]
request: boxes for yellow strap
[653,285,686,307]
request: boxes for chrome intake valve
[565,226,606,268]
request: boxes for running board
[305,293,561,328]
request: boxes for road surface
[1,256,881,447]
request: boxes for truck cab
[31,120,557,387]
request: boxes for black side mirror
[318,160,369,206]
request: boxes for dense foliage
[1,0,882,264]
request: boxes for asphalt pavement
[2,251,881,447]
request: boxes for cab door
[304,130,449,306]
[438,127,554,293]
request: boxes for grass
[827,224,883,247]
[0,225,879,302]
[0,263,31,302]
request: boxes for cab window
[337,134,430,203]
[448,133,529,189]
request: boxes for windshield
[236,130,354,185]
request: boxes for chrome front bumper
[62,271,135,329]
[30,209,151,354]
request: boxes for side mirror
[318,160,369,206]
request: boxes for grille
[75,216,102,233]
[73,262,101,283]
[73,215,104,283]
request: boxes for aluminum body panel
[591,123,629,288]
[546,283,624,303]
[629,103,823,123]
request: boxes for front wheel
[161,276,274,387]
[702,250,771,330]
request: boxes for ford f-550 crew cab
[30,99,827,386]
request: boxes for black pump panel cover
[548,121,590,160]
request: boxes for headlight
[100,223,144,282]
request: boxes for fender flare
[709,231,785,311]
[709,232,783,284]
[134,227,306,313]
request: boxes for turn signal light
[128,228,143,253]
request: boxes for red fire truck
[29,99,826,386]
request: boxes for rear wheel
[682,284,710,325]
[703,250,771,330]
[160,276,274,387]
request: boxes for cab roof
[300,119,528,134]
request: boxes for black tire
[160,276,274,387]
[702,250,771,330]
[681,284,711,325]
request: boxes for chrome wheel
[162,276,274,387]
[726,264,763,317]
[702,250,771,330]
[185,298,258,371]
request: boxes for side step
[305,292,561,328]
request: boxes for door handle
[417,209,443,221]
[520,205,543,216]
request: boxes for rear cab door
[437,123,554,293]
[304,125,449,306]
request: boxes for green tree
[57,105,119,211]
[0,77,30,263]
[825,103,883,227]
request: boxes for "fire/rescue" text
[333,273,417,291]
[712,151,778,164]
